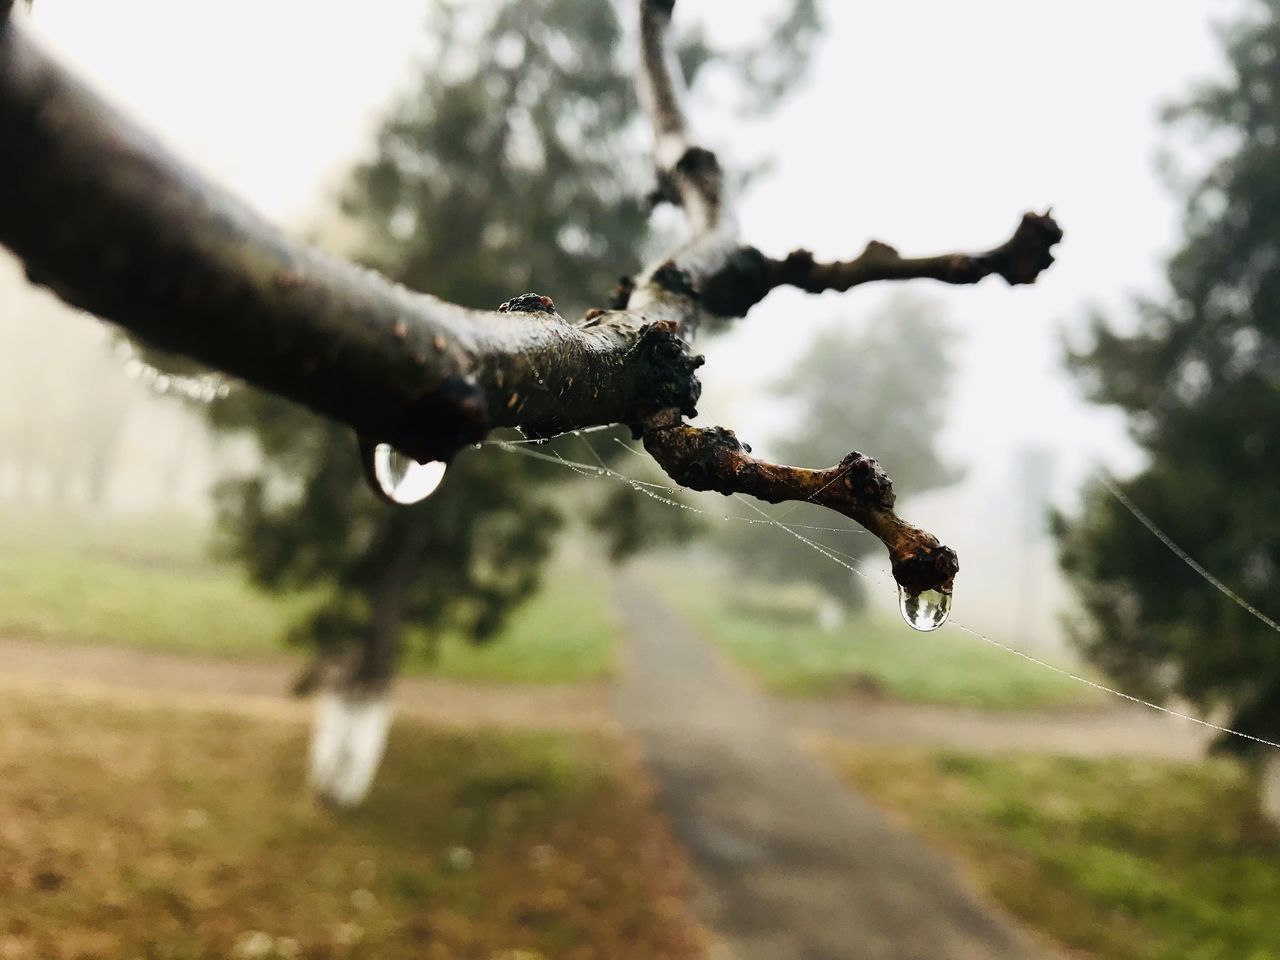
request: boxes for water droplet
[367,442,446,505]
[899,587,952,632]
[595,467,606,476]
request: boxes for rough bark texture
[0,2,1064,596]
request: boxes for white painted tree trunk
[308,689,393,808]
[1263,753,1280,826]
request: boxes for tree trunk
[308,689,394,809]
[307,531,418,808]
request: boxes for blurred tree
[1055,0,1280,786]
[208,0,645,807]
[723,294,961,613]
[205,0,820,805]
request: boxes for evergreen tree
[208,0,650,805]
[205,0,819,804]
[1056,0,1280,751]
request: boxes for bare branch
[696,212,1063,319]
[773,211,1063,293]
[637,0,723,240]
[641,409,959,594]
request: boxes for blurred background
[3,1,1279,958]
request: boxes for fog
[3,0,1231,653]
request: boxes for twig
[641,410,959,594]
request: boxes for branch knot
[651,261,698,300]
[628,323,702,424]
[497,292,560,316]
[891,542,961,598]
[699,245,773,317]
[836,452,896,510]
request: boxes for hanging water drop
[898,587,952,632]
[596,467,606,476]
[363,441,447,505]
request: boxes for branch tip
[701,210,1064,318]
[641,413,958,594]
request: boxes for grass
[663,575,1098,709]
[0,687,703,960]
[0,509,619,683]
[420,573,619,684]
[0,509,313,657]
[831,747,1280,960]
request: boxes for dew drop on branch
[899,587,952,632]
[368,443,446,505]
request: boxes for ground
[659,570,1101,709]
[4,508,1277,958]
[830,748,1280,960]
[0,509,618,683]
[0,687,702,960]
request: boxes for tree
[211,0,828,806]
[724,294,960,611]
[0,1,1062,713]
[211,0,657,806]
[1054,0,1280,804]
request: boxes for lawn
[0,509,619,683]
[831,747,1280,960]
[0,509,315,657]
[416,575,618,684]
[663,575,1098,709]
[0,688,704,960]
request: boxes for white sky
[13,0,1238,643]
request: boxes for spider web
[490,421,1280,752]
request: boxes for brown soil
[0,635,611,732]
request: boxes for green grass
[834,748,1280,960]
[0,509,315,657]
[0,688,702,959]
[0,509,619,682]
[663,574,1098,709]
[421,572,619,683]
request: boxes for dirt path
[611,575,1060,960]
[785,697,1212,759]
[0,635,609,731]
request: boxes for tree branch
[0,26,696,462]
[629,0,967,592]
[641,409,959,593]
[695,211,1063,319]
[770,210,1063,293]
[0,3,1066,598]
[638,0,721,233]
